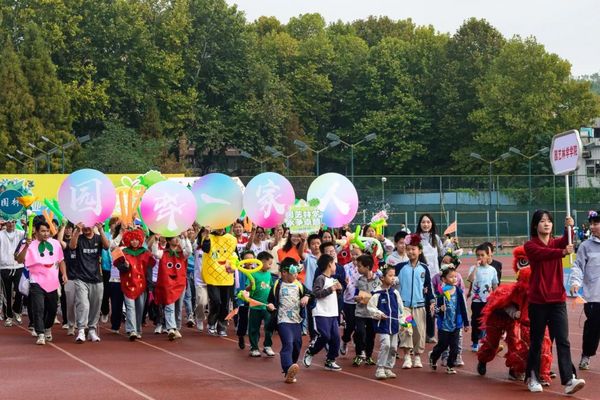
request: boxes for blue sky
[227,0,598,77]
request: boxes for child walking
[467,243,499,351]
[267,257,311,383]
[235,250,255,349]
[247,251,275,357]
[570,210,600,370]
[303,254,343,371]
[396,234,434,369]
[368,266,405,379]
[429,268,469,374]
[353,255,381,366]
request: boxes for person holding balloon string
[149,233,193,341]
[266,257,312,384]
[68,221,110,344]
[57,222,78,336]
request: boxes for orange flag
[444,221,457,236]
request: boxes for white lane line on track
[131,334,300,400]
[17,326,157,400]
[220,336,447,400]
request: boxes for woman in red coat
[524,210,584,394]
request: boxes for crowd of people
[0,211,596,395]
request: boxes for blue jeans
[278,323,303,374]
[308,316,340,361]
[164,291,184,331]
[124,292,146,334]
[183,271,195,318]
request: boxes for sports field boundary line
[16,325,157,400]
[124,332,300,400]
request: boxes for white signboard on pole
[550,129,582,175]
[550,129,582,261]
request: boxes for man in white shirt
[0,219,26,326]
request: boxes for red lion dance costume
[477,246,552,382]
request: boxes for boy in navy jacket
[428,268,469,374]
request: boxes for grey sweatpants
[63,280,77,327]
[377,333,398,369]
[74,280,103,331]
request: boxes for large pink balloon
[140,180,197,236]
[243,172,295,228]
[58,169,116,227]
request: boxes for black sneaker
[352,356,364,366]
[477,361,486,376]
[365,357,376,366]
[238,336,245,349]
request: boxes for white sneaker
[527,377,543,393]
[174,330,182,339]
[413,355,423,368]
[385,369,397,378]
[87,329,101,342]
[76,329,86,343]
[62,323,69,329]
[565,377,585,395]
[375,367,387,380]
[250,349,261,357]
[402,354,412,369]
[263,347,276,357]
[196,320,204,332]
[340,341,348,355]
[303,350,313,368]
[100,314,109,324]
[168,329,176,341]
[44,328,53,342]
[456,354,464,366]
[154,324,163,334]
[36,333,46,345]
[4,318,13,327]
[14,313,22,324]
[67,326,75,336]
[186,316,195,327]
[129,331,138,341]
[30,327,37,337]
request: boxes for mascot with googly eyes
[154,235,192,308]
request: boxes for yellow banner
[0,173,184,217]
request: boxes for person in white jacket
[570,210,600,371]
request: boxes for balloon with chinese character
[307,173,358,228]
[58,169,116,227]
[191,173,243,229]
[140,180,197,237]
[243,172,295,228]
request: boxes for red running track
[1,257,596,400]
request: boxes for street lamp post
[265,146,299,175]
[240,150,265,172]
[41,136,65,173]
[28,142,51,173]
[15,150,38,173]
[509,146,549,205]
[293,139,340,176]
[5,154,26,173]
[326,132,377,182]
[381,176,387,209]
[470,152,512,242]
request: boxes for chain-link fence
[237,174,598,245]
